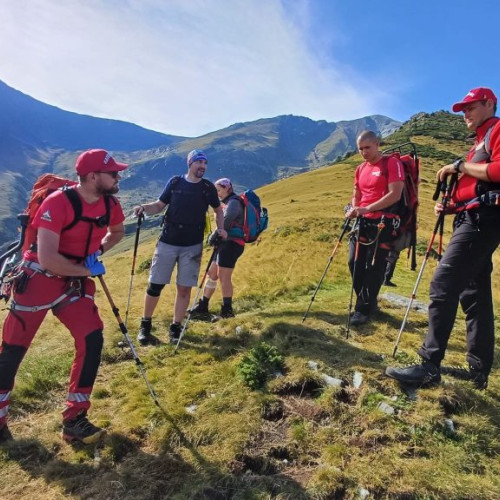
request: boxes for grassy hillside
[1,125,499,499]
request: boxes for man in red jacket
[0,149,126,444]
[386,87,500,390]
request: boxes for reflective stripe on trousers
[67,392,91,403]
[0,405,9,419]
[0,391,11,402]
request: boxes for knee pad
[205,277,218,289]
[147,282,165,297]
[0,342,28,390]
[79,329,103,388]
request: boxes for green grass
[1,119,500,499]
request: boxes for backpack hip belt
[20,260,59,278]
[453,190,500,211]
[9,263,93,312]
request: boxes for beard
[96,183,120,195]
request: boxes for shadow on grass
[179,314,384,375]
[1,427,309,499]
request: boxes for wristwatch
[453,159,464,173]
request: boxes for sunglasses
[98,171,120,179]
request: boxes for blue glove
[84,251,106,277]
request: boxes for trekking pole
[392,174,457,357]
[1,215,29,301]
[370,216,386,266]
[124,213,144,327]
[302,216,352,322]
[174,245,219,353]
[346,219,361,338]
[0,214,29,277]
[97,275,162,408]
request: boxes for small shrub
[237,342,285,390]
[138,258,152,273]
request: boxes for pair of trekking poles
[302,174,457,354]
[301,212,384,338]
[106,214,218,407]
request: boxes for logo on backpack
[228,189,269,243]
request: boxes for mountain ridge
[0,80,402,247]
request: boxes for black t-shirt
[159,175,220,246]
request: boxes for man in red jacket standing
[0,149,126,444]
[386,87,500,390]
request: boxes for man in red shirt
[347,131,405,325]
[0,149,126,444]
[386,87,500,390]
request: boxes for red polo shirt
[355,156,405,219]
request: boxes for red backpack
[381,143,420,270]
[22,173,113,258]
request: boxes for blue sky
[1,0,499,137]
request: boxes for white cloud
[0,0,392,136]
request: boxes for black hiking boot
[169,322,182,344]
[137,319,159,346]
[469,367,488,390]
[385,361,441,387]
[220,305,235,319]
[190,300,210,319]
[350,311,369,326]
[62,412,105,444]
[0,424,13,444]
[384,280,397,287]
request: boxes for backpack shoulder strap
[62,187,82,231]
[103,194,116,225]
[380,155,390,178]
[484,124,495,156]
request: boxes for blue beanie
[187,150,208,166]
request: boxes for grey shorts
[149,241,203,287]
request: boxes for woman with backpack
[191,177,245,319]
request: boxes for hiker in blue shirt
[133,150,225,345]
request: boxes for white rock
[321,374,343,387]
[377,401,395,415]
[353,371,363,388]
[358,487,370,499]
[235,326,243,336]
[444,418,455,433]
[307,361,319,371]
[185,404,197,414]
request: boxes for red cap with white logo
[452,87,497,113]
[75,149,128,176]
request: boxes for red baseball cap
[452,87,497,113]
[75,149,128,176]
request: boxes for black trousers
[348,220,391,315]
[418,208,500,374]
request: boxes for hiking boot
[385,361,441,387]
[0,424,13,444]
[137,319,158,346]
[169,322,182,344]
[350,311,369,326]
[62,412,105,444]
[384,280,397,287]
[190,300,210,318]
[220,305,235,319]
[469,367,488,390]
